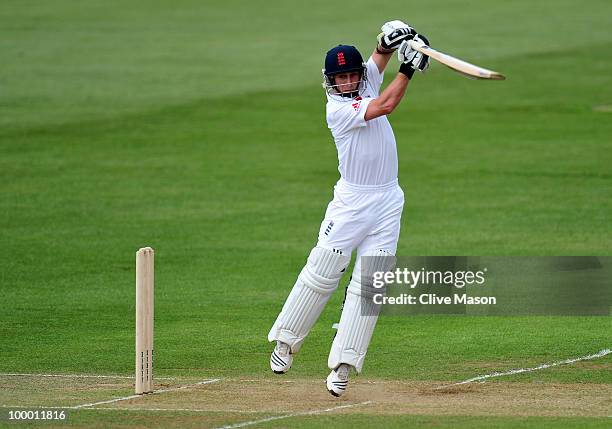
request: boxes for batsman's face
[333,71,361,93]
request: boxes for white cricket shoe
[326,363,350,397]
[270,341,293,374]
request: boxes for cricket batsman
[268,20,429,397]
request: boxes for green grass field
[1,0,611,427]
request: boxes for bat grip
[409,39,428,51]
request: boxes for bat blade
[409,41,506,80]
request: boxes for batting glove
[377,20,416,51]
[397,34,430,72]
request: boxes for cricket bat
[409,40,506,80]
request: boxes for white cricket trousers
[317,178,404,256]
[267,177,404,371]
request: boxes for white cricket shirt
[326,57,398,186]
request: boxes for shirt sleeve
[365,56,383,95]
[326,97,373,138]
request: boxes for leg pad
[268,247,350,353]
[328,249,396,372]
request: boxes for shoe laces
[275,341,290,357]
[335,364,350,381]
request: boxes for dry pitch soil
[1,375,610,423]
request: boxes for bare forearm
[364,73,410,120]
[371,48,394,73]
[380,73,409,110]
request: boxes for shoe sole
[328,389,341,397]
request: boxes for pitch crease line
[213,401,373,429]
[71,378,222,409]
[0,373,175,380]
[437,348,611,389]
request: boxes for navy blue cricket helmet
[322,45,368,98]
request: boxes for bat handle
[409,39,428,50]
